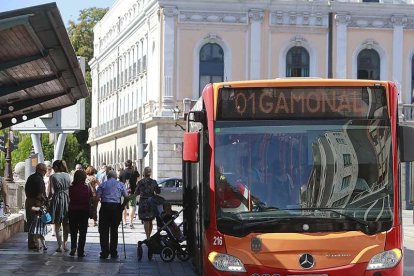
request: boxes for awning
[0,3,88,129]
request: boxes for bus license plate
[287,274,328,276]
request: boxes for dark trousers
[99,203,122,256]
[68,210,89,255]
[25,197,37,249]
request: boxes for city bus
[182,79,414,276]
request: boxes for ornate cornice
[178,10,248,25]
[335,14,351,25]
[249,9,264,23]
[391,15,408,27]
[163,6,179,17]
[270,11,327,27]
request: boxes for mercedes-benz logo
[299,253,315,269]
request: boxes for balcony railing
[89,108,142,140]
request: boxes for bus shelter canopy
[0,3,88,129]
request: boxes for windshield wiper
[291,207,375,235]
[232,217,291,232]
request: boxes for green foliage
[62,134,82,171]
[67,7,108,166]
[11,134,32,167]
[41,134,54,161]
[67,7,108,74]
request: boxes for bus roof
[212,78,390,89]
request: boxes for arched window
[357,49,380,80]
[286,46,309,77]
[199,43,224,95]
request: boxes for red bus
[182,79,414,276]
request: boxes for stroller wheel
[176,245,190,262]
[160,246,175,263]
[137,242,143,261]
[148,247,153,261]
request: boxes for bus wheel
[176,245,190,261]
[160,246,175,262]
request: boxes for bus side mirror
[183,132,200,162]
[398,125,414,162]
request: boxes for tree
[67,7,108,166]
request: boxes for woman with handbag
[68,170,92,257]
[134,166,160,240]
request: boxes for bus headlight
[366,249,402,270]
[208,251,246,272]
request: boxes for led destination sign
[217,86,388,120]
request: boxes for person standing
[48,160,71,252]
[24,163,47,250]
[134,166,160,240]
[96,169,128,259]
[85,166,99,226]
[96,163,107,184]
[68,170,91,257]
[28,194,48,252]
[119,160,140,229]
[0,176,10,217]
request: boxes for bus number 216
[213,236,223,246]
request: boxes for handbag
[41,211,52,224]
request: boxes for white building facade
[88,0,414,179]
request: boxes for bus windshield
[214,118,393,236]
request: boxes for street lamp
[172,106,185,131]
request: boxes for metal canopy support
[31,133,44,163]
[1,90,68,115]
[0,50,49,71]
[53,132,67,160]
[0,74,59,96]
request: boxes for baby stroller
[137,197,189,262]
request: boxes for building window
[343,154,352,167]
[357,49,380,80]
[341,175,351,190]
[286,46,309,77]
[199,43,224,95]
[411,55,414,102]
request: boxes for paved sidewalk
[0,209,413,275]
[0,207,196,276]
[403,209,414,274]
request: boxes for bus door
[183,125,210,275]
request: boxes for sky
[0,0,115,25]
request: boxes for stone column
[335,14,350,79]
[249,9,264,80]
[161,6,178,115]
[392,15,407,103]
